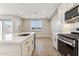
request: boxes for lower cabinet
[22,40,30,56]
[22,35,34,56]
[0,44,21,56]
[0,35,34,56]
[30,38,34,54]
[53,33,58,50]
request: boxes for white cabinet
[0,44,21,56]
[28,35,34,55]
[53,33,58,50]
[22,40,30,56]
[58,3,75,33]
[22,35,34,56]
[0,16,22,35]
[0,34,35,56]
[58,3,74,24]
[58,4,66,32]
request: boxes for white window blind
[31,20,42,31]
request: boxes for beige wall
[22,18,50,37]
[62,23,74,33]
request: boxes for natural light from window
[31,20,42,31]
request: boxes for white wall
[50,9,62,39]
[49,10,60,49]
[22,18,50,37]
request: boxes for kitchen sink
[19,34,30,36]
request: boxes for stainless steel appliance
[58,32,78,56]
[65,5,79,23]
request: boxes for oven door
[58,38,77,56]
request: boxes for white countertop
[0,32,35,44]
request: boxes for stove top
[58,33,79,40]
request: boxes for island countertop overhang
[0,32,35,44]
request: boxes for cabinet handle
[28,46,30,52]
[32,40,33,44]
[25,41,28,45]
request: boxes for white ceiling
[0,3,60,19]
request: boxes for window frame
[31,20,42,32]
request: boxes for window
[31,20,42,31]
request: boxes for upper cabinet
[0,16,22,35]
[58,3,75,33]
[58,3,74,24]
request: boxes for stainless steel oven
[58,34,78,56]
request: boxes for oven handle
[58,38,75,47]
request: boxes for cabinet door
[29,39,34,55]
[53,33,58,50]
[31,39,34,52]
[22,35,34,56]
[53,38,57,49]
[22,40,30,56]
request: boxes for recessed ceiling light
[20,11,24,14]
[43,11,46,14]
[33,11,37,14]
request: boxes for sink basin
[19,34,30,36]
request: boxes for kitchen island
[0,32,35,56]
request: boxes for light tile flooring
[33,37,61,56]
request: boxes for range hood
[65,5,79,23]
